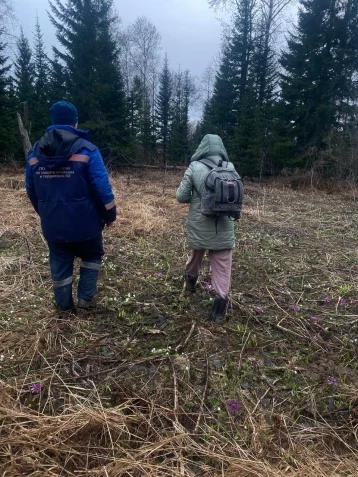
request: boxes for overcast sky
[12,0,229,79]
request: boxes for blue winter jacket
[26,125,116,243]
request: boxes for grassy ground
[0,169,357,476]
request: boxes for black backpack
[194,158,244,224]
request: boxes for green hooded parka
[176,134,236,250]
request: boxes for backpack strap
[200,158,217,169]
[200,158,229,169]
[195,158,229,199]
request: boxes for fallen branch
[175,322,196,352]
[194,351,209,433]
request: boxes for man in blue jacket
[26,101,116,312]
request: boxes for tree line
[1,0,358,179]
[0,0,196,166]
[200,0,358,179]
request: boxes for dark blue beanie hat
[50,101,78,125]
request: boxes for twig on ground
[194,351,209,433]
[175,322,196,352]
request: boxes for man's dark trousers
[48,233,104,311]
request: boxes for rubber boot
[211,294,228,323]
[77,298,93,309]
[184,272,198,293]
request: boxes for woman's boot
[211,294,228,323]
[184,272,198,293]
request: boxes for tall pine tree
[201,43,237,142]
[129,75,143,140]
[33,17,50,137]
[13,28,35,132]
[232,9,279,177]
[0,32,16,160]
[181,70,191,160]
[139,86,155,157]
[48,58,66,104]
[203,0,292,176]
[33,17,49,102]
[280,0,358,166]
[201,0,256,147]
[156,54,172,165]
[169,70,191,164]
[49,0,128,158]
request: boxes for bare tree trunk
[17,112,32,159]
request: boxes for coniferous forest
[1,0,358,178]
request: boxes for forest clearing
[0,169,357,476]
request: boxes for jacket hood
[191,134,229,165]
[33,126,90,170]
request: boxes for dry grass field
[0,169,358,476]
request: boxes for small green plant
[236,324,246,336]
[129,312,142,324]
[77,337,87,347]
[151,346,172,356]
[98,382,111,394]
[338,284,352,295]
[201,298,214,308]
[118,308,126,318]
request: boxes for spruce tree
[94,9,128,156]
[231,86,261,176]
[49,0,129,158]
[0,33,16,160]
[13,28,35,131]
[156,54,172,165]
[127,75,156,160]
[48,58,66,104]
[198,98,213,137]
[129,75,143,140]
[204,0,290,176]
[169,70,191,164]
[201,44,237,142]
[33,17,50,137]
[169,70,183,163]
[139,86,154,157]
[181,70,191,160]
[232,0,256,105]
[332,0,358,126]
[232,12,278,177]
[280,0,358,165]
[202,0,256,145]
[33,17,49,102]
[226,0,257,174]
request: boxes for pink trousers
[185,249,233,298]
